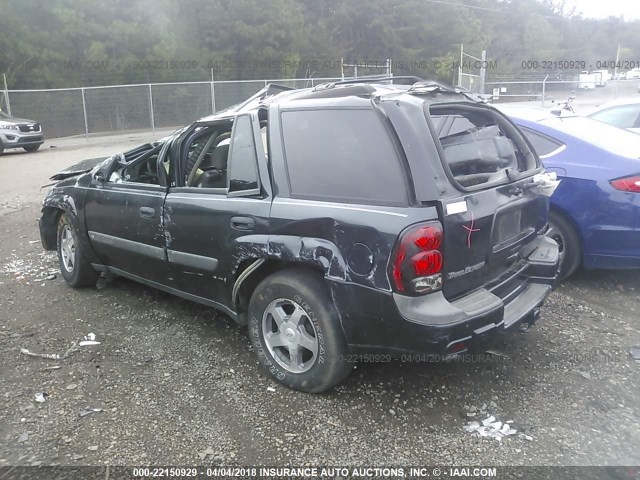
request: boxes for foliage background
[1,0,639,88]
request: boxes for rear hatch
[429,103,546,299]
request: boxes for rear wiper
[313,76,425,91]
[408,81,490,103]
[407,81,460,94]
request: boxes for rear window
[520,128,565,157]
[280,109,408,205]
[430,106,536,189]
[589,105,640,129]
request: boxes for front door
[84,145,170,285]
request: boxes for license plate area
[492,205,535,254]
[495,209,521,245]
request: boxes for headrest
[209,144,229,170]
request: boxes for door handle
[230,216,255,230]
[139,206,156,218]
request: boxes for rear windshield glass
[430,106,535,188]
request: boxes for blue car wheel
[546,210,581,280]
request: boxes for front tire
[57,213,99,287]
[546,210,581,280]
[248,269,352,393]
[24,144,40,153]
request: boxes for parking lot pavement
[0,140,639,466]
[0,128,175,207]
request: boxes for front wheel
[24,144,41,153]
[546,210,581,280]
[248,269,352,393]
[57,213,99,287]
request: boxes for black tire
[57,213,99,287]
[546,210,581,280]
[0,142,4,156]
[23,144,40,153]
[248,268,352,393]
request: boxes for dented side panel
[40,173,101,264]
[267,199,440,291]
[162,192,272,311]
[83,178,170,286]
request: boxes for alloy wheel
[60,224,76,273]
[261,298,319,374]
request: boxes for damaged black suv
[39,80,559,392]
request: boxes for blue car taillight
[610,175,640,193]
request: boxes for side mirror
[94,172,106,184]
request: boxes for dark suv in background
[40,80,559,392]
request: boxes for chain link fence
[486,77,640,111]
[486,79,579,103]
[10,75,634,139]
[458,73,482,93]
[2,77,340,139]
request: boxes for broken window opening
[107,143,163,185]
[182,121,234,189]
[429,106,536,189]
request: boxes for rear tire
[57,213,99,287]
[248,268,352,393]
[24,144,40,153]
[546,210,581,280]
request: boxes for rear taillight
[610,175,640,193]
[391,222,443,295]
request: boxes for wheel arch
[40,206,65,250]
[41,190,81,250]
[230,234,349,324]
[548,202,585,256]
[232,258,325,325]
[42,190,101,265]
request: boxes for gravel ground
[0,137,638,467]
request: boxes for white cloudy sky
[564,0,640,20]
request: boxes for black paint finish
[40,83,559,355]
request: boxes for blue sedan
[434,106,640,279]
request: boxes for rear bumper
[331,235,559,356]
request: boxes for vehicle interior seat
[197,142,229,188]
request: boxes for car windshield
[541,116,640,158]
[0,111,13,120]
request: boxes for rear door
[162,113,271,311]
[429,105,547,299]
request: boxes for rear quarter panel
[268,199,438,290]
